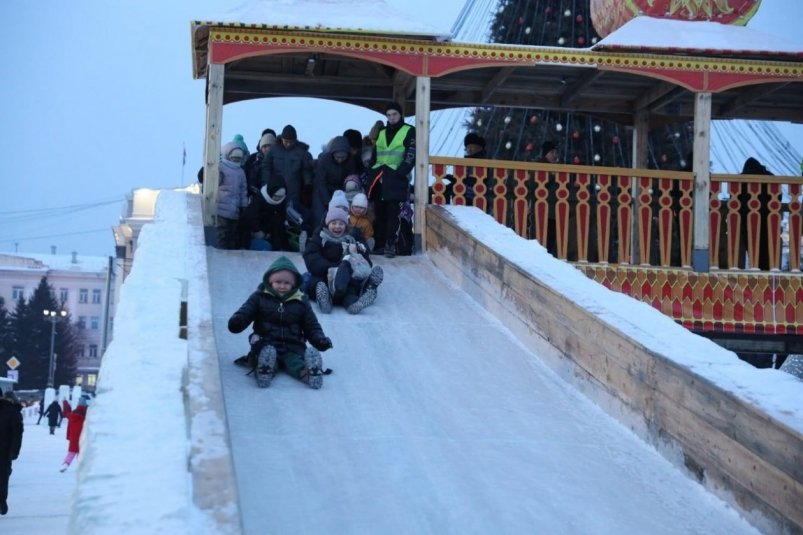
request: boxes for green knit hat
[262,255,302,290]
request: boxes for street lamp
[43,309,67,389]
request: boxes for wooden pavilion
[190,11,803,356]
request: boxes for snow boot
[303,348,324,389]
[255,345,277,388]
[315,281,333,314]
[346,287,378,314]
[366,265,383,289]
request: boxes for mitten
[314,337,333,351]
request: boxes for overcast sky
[0,0,800,258]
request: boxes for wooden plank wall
[424,205,802,535]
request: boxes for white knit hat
[351,193,368,209]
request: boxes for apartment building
[0,250,113,392]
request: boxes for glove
[315,337,333,351]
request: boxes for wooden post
[203,63,224,227]
[414,76,431,253]
[631,110,649,264]
[692,92,711,272]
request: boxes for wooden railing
[430,157,803,272]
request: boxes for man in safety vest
[368,101,416,258]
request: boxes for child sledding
[303,206,383,314]
[228,255,333,389]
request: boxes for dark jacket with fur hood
[227,256,329,355]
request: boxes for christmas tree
[466,0,694,170]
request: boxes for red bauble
[612,135,620,145]
[573,156,581,164]
[577,36,586,45]
[660,154,668,163]
[545,6,552,15]
[572,131,580,140]
[518,16,525,25]
[525,143,534,152]
[576,14,584,23]
[529,115,538,125]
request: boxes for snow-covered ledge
[425,205,803,534]
[69,190,241,533]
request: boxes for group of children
[227,183,383,391]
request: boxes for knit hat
[542,141,557,155]
[259,132,276,150]
[233,134,249,156]
[325,207,349,225]
[328,190,349,212]
[281,124,297,141]
[351,193,368,209]
[342,129,363,151]
[385,101,403,115]
[464,132,486,148]
[343,174,361,201]
[222,142,244,166]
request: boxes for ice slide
[207,248,756,534]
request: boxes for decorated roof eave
[191,20,448,77]
[196,27,803,93]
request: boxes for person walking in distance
[0,389,24,515]
[43,399,62,435]
[60,398,88,472]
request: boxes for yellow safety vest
[373,124,412,170]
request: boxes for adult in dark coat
[368,102,416,257]
[44,399,62,435]
[0,389,24,515]
[739,157,777,270]
[261,125,314,232]
[312,136,359,225]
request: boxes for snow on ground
[7,191,797,533]
[208,248,758,534]
[2,406,76,532]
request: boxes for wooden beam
[203,63,224,228]
[692,92,712,272]
[559,69,603,106]
[481,67,516,103]
[717,82,789,117]
[634,81,678,112]
[414,76,431,253]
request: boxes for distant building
[0,250,113,392]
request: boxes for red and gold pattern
[196,26,803,92]
[576,264,803,335]
[591,0,761,38]
[431,156,803,334]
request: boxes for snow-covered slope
[208,249,757,534]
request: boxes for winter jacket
[228,256,329,356]
[66,405,87,454]
[303,226,371,279]
[0,397,23,462]
[44,401,62,427]
[312,137,358,220]
[241,187,291,251]
[349,213,374,241]
[218,159,248,221]
[261,142,314,210]
[369,122,416,202]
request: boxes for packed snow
[5,190,798,532]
